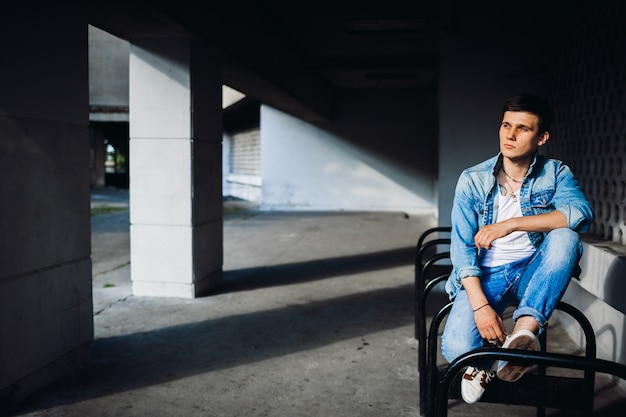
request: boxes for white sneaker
[496,329,541,382]
[461,366,494,404]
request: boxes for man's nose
[506,129,516,140]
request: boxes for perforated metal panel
[545,1,626,245]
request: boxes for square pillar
[129,37,223,298]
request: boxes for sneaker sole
[496,334,539,382]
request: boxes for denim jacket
[445,152,594,298]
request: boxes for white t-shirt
[480,188,536,267]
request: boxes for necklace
[499,183,517,202]
[499,168,520,202]
[500,167,524,202]
[502,166,524,183]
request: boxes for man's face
[499,111,549,162]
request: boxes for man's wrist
[473,303,490,312]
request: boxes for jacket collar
[492,152,541,178]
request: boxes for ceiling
[88,0,443,121]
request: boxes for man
[441,94,594,404]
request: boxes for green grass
[91,206,127,216]
[224,206,244,215]
[93,204,244,216]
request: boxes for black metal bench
[433,348,626,417]
[427,300,597,416]
[414,227,626,417]
[414,227,452,415]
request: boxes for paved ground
[7,188,626,416]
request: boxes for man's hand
[474,221,513,249]
[461,276,508,344]
[474,211,568,250]
[474,305,507,344]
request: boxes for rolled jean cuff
[513,306,548,332]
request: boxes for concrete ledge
[558,238,626,386]
[578,238,626,315]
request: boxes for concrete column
[129,37,223,298]
[0,4,92,408]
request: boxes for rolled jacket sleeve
[447,170,486,298]
[553,164,594,233]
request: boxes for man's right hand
[461,275,508,344]
[474,305,507,344]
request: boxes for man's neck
[502,158,531,181]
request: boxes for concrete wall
[222,131,233,196]
[437,30,544,225]
[261,88,438,215]
[543,1,626,369]
[0,5,93,410]
[88,25,129,122]
[224,128,262,202]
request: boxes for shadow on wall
[604,256,626,315]
[603,256,626,364]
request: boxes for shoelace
[479,370,494,387]
[465,369,494,388]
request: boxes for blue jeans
[441,228,583,365]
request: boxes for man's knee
[441,328,482,363]
[441,335,473,363]
[544,228,582,256]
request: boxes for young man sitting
[441,93,594,404]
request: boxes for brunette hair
[503,94,554,133]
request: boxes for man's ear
[537,131,550,147]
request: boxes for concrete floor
[8,188,626,417]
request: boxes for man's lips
[503,144,515,149]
